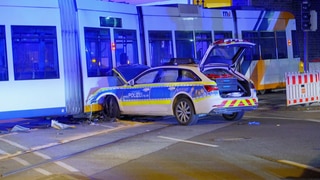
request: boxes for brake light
[204,85,218,92]
[249,81,255,89]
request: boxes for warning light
[112,43,116,51]
[287,40,292,46]
[91,58,96,63]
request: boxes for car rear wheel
[102,96,120,121]
[222,111,244,121]
[174,97,198,125]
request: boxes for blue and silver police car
[85,39,258,125]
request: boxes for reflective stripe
[120,99,172,106]
[221,99,257,108]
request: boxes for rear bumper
[209,105,258,114]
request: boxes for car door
[120,69,160,115]
[148,68,179,114]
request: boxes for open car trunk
[203,67,251,98]
[199,39,255,98]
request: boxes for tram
[0,0,300,119]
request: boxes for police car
[85,39,258,125]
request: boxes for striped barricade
[285,71,320,106]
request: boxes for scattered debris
[51,120,76,130]
[11,125,31,133]
[248,121,260,125]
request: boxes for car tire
[102,96,120,121]
[174,97,198,126]
[222,111,244,121]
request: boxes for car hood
[199,39,255,71]
[113,64,150,83]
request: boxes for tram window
[0,25,8,81]
[175,31,194,59]
[242,31,260,60]
[12,26,59,80]
[214,31,232,41]
[291,30,300,58]
[260,32,276,59]
[84,27,112,77]
[195,31,212,63]
[276,31,288,59]
[114,29,139,66]
[148,31,173,67]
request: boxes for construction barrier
[285,71,320,106]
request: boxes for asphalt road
[1,91,320,179]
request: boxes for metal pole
[304,31,309,72]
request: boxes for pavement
[1,90,320,134]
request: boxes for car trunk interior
[204,69,251,98]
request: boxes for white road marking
[12,157,30,166]
[158,136,219,148]
[0,149,8,155]
[278,159,320,173]
[0,151,22,160]
[245,115,320,123]
[33,151,51,159]
[55,161,79,172]
[34,168,52,176]
[0,137,28,150]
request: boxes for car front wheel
[102,96,120,121]
[222,111,244,121]
[174,97,198,126]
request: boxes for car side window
[178,69,200,82]
[159,69,179,83]
[135,70,159,84]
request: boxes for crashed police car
[85,39,258,125]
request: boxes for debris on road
[51,120,76,130]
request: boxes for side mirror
[128,80,135,86]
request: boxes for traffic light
[301,0,311,31]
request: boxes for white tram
[0,0,300,119]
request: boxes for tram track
[0,121,172,178]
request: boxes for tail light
[204,85,218,92]
[249,81,255,89]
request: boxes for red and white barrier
[285,72,320,106]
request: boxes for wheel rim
[176,100,191,123]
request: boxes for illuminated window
[195,31,212,63]
[12,26,59,80]
[214,31,232,41]
[175,31,194,59]
[0,25,8,81]
[148,31,173,67]
[84,27,112,77]
[114,29,139,66]
[242,31,288,60]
